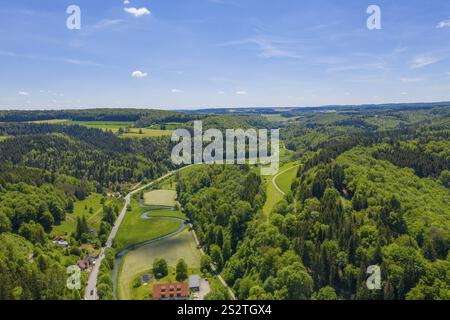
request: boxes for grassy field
[145,208,187,220]
[274,163,300,194]
[72,121,133,131]
[30,119,69,124]
[261,114,291,122]
[31,119,173,138]
[0,136,11,142]
[143,190,177,207]
[31,119,132,130]
[262,176,284,219]
[118,229,202,300]
[52,193,123,237]
[119,128,173,138]
[262,161,299,219]
[114,198,184,251]
[150,122,184,130]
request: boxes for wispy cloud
[18,91,30,96]
[131,70,148,78]
[326,63,387,73]
[94,19,123,29]
[400,77,424,83]
[0,50,17,57]
[60,58,102,67]
[220,36,302,59]
[124,7,151,17]
[0,50,103,67]
[235,91,247,95]
[436,19,450,29]
[410,56,439,69]
[171,89,182,93]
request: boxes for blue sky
[1,0,450,110]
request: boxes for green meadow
[52,193,123,237]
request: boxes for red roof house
[152,283,189,300]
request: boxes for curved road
[271,164,300,196]
[84,166,193,300]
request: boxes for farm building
[152,283,189,300]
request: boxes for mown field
[119,128,173,138]
[30,119,173,137]
[118,230,202,300]
[143,190,177,207]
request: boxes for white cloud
[436,20,450,28]
[18,91,29,96]
[400,77,424,83]
[410,56,438,69]
[124,0,130,4]
[171,89,182,93]
[218,91,225,94]
[131,70,148,78]
[236,91,247,95]
[124,7,151,17]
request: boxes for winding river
[112,202,188,300]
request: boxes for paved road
[271,164,300,196]
[191,226,236,300]
[84,166,193,300]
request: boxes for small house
[52,237,69,248]
[77,256,90,271]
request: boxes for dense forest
[0,120,176,299]
[0,105,448,300]
[175,106,450,300]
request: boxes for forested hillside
[0,119,176,299]
[175,106,449,300]
[0,105,448,300]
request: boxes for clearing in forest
[143,190,177,207]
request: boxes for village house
[52,236,69,248]
[77,256,90,271]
